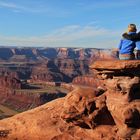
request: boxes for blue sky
[0,0,140,48]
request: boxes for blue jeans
[119,54,135,60]
[136,50,140,60]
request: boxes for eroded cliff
[0,60,139,140]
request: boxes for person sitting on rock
[122,29,140,59]
[117,24,137,60]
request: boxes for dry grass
[16,84,69,94]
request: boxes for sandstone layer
[0,60,139,140]
[0,47,115,62]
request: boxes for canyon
[0,47,116,61]
[0,47,116,119]
[0,60,139,140]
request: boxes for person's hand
[122,32,128,38]
[124,31,128,34]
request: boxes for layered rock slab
[91,60,140,139]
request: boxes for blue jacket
[118,32,136,54]
[136,41,140,50]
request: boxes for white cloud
[0,1,71,16]
[0,1,48,13]
[0,24,121,48]
[0,1,17,8]
[0,1,26,11]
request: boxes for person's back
[118,24,136,60]
[118,32,136,54]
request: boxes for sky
[0,0,140,48]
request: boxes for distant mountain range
[0,47,117,62]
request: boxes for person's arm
[122,32,140,41]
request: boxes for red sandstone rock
[61,87,112,129]
[0,76,21,89]
[0,87,117,140]
[72,75,105,88]
[90,60,140,71]
[0,60,140,140]
[91,60,140,139]
[0,47,116,61]
[31,59,89,83]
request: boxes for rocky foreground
[0,60,140,140]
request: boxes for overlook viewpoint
[0,60,140,140]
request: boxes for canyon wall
[0,60,139,139]
[0,47,118,119]
[0,47,117,62]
